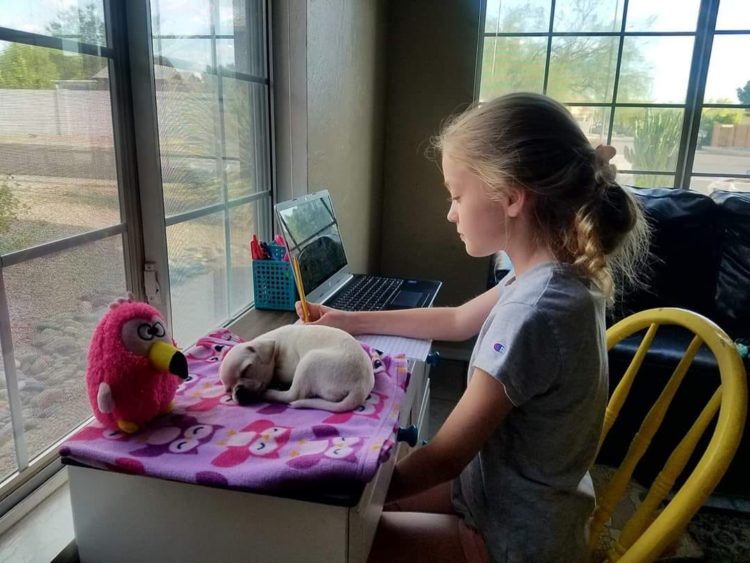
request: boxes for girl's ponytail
[572,179,649,302]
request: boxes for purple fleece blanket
[59,328,410,493]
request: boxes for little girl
[296,93,648,562]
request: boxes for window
[478,0,750,192]
[0,0,271,512]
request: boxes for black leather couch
[488,187,750,498]
[600,187,750,499]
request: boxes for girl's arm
[385,367,513,501]
[296,284,500,342]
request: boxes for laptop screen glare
[277,194,348,293]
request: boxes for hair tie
[593,144,617,188]
[595,144,616,165]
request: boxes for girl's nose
[447,203,457,223]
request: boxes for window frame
[0,0,276,516]
[476,0,750,190]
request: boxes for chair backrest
[592,307,747,563]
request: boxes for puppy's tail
[290,391,366,413]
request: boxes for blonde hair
[435,93,650,302]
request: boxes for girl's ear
[505,185,528,218]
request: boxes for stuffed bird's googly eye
[138,323,154,340]
[137,322,166,341]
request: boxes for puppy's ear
[248,340,275,364]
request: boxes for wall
[306,0,387,274]
[305,0,486,307]
[380,0,485,307]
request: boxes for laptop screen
[276,192,349,293]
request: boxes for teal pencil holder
[267,242,287,261]
[253,259,297,311]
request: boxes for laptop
[274,190,442,311]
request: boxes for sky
[0,0,748,102]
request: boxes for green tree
[480,0,651,104]
[0,3,106,89]
[46,3,105,47]
[0,43,59,88]
[46,3,107,80]
[737,80,750,105]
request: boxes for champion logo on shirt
[493,342,506,354]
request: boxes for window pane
[692,108,750,175]
[625,0,700,32]
[2,236,126,464]
[484,0,550,33]
[152,0,271,346]
[0,346,15,481]
[155,68,224,217]
[617,36,694,103]
[704,35,750,103]
[553,0,623,33]
[0,1,107,47]
[691,176,750,195]
[611,107,684,173]
[168,213,227,346]
[218,38,263,79]
[716,0,750,30]
[224,79,270,198]
[547,36,618,103]
[218,0,266,78]
[153,2,266,79]
[153,25,269,210]
[0,43,119,255]
[149,0,211,36]
[569,106,612,146]
[617,173,675,189]
[154,37,213,74]
[479,37,546,101]
[228,203,258,315]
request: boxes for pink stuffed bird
[86,296,189,434]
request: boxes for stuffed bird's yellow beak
[148,341,189,380]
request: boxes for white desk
[68,311,431,563]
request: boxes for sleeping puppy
[218,324,375,412]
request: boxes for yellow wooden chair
[591,307,748,562]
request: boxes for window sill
[0,467,75,562]
[226,306,297,339]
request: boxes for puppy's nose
[233,385,258,406]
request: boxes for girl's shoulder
[503,261,592,300]
[500,262,603,323]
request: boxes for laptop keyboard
[326,276,403,311]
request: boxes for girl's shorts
[458,519,491,563]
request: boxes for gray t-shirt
[452,261,608,562]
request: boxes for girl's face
[442,153,508,257]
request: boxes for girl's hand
[295,301,355,333]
